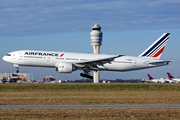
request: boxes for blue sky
[1,0,180,80]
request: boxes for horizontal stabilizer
[148,60,173,65]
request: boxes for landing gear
[16,70,19,73]
[80,73,93,79]
[14,64,19,73]
[80,67,93,79]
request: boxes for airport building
[42,76,57,83]
[0,73,33,83]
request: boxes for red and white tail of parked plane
[3,33,172,79]
[147,74,165,83]
[167,72,180,83]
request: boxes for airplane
[147,74,173,83]
[167,72,180,83]
[147,74,165,83]
[2,33,172,79]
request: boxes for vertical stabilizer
[139,33,170,59]
[147,74,153,80]
[167,72,174,79]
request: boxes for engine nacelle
[55,62,77,73]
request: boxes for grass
[1,83,180,105]
[1,83,180,91]
[1,83,180,119]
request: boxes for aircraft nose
[2,56,5,61]
[2,56,8,62]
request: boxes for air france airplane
[3,33,172,79]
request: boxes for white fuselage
[3,50,168,72]
[170,78,180,83]
[148,79,165,83]
[148,79,173,83]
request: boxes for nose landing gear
[16,70,19,73]
[14,64,19,73]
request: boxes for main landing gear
[80,67,93,79]
[80,73,93,79]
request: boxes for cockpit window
[6,54,11,56]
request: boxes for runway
[1,104,180,109]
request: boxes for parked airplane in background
[167,72,180,83]
[3,33,172,79]
[147,74,165,83]
[147,74,173,83]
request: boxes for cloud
[0,0,180,36]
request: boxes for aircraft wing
[75,54,124,70]
[148,60,173,65]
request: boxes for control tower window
[92,28,100,30]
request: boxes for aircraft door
[19,53,23,60]
[133,60,137,67]
[46,57,51,63]
[43,56,51,65]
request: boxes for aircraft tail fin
[147,74,153,80]
[139,33,170,59]
[167,72,174,79]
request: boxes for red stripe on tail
[152,46,165,57]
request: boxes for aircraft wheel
[16,70,19,73]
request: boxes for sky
[1,0,180,81]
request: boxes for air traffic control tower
[90,24,103,83]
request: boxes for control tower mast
[90,24,103,83]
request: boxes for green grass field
[1,83,180,91]
[1,83,180,119]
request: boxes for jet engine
[55,62,77,73]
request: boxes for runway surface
[1,105,180,109]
